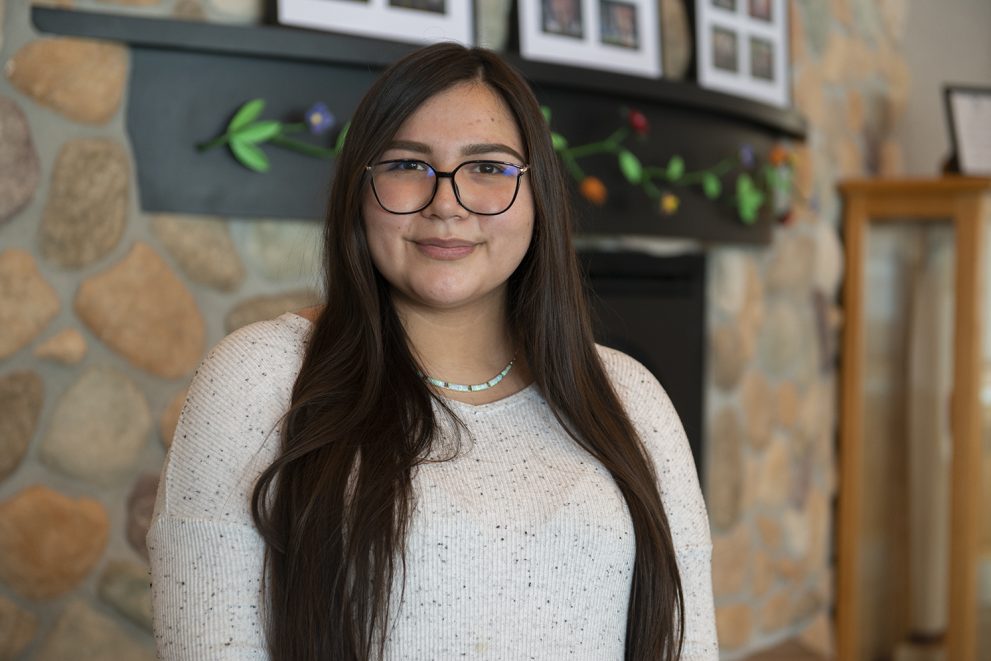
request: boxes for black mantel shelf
[33,6,806,138]
[32,6,806,245]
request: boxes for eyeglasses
[365,159,530,216]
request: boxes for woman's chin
[395,282,502,313]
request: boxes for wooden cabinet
[838,178,991,661]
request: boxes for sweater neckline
[278,312,540,413]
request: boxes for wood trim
[837,193,868,661]
[947,194,985,661]
[838,177,991,196]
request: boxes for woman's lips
[413,238,477,260]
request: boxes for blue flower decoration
[739,144,756,169]
[306,102,335,135]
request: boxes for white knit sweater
[148,312,718,660]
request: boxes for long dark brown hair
[251,42,684,660]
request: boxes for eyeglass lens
[369,160,525,215]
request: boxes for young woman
[148,43,717,660]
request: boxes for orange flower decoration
[580,176,607,205]
[769,145,789,167]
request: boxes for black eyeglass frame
[365,159,531,216]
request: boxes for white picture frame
[519,0,662,79]
[695,0,789,107]
[278,0,473,47]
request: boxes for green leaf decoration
[551,133,568,150]
[618,150,643,184]
[229,139,270,173]
[228,99,265,132]
[233,120,282,144]
[736,174,764,224]
[666,156,685,181]
[702,173,721,199]
[541,106,552,124]
[334,121,350,155]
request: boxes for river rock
[40,365,151,485]
[0,594,37,658]
[98,559,153,631]
[0,370,43,482]
[0,249,59,359]
[0,96,41,224]
[75,242,205,378]
[712,523,751,598]
[0,485,109,599]
[239,218,322,283]
[151,214,245,292]
[40,138,129,269]
[741,370,774,450]
[36,600,153,661]
[707,407,743,531]
[126,473,159,561]
[5,37,126,124]
[33,328,87,364]
[710,323,746,391]
[715,603,752,650]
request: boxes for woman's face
[362,81,535,314]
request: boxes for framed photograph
[695,0,789,107]
[519,0,662,78]
[944,85,991,176]
[278,0,472,46]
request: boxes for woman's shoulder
[593,344,687,445]
[211,309,313,359]
[594,344,710,546]
[196,311,312,384]
[156,312,312,520]
[594,345,667,407]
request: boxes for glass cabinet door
[859,220,956,660]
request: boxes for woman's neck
[394,294,531,404]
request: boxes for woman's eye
[472,162,509,176]
[395,160,427,172]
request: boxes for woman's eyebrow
[461,142,526,163]
[385,140,431,153]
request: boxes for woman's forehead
[391,82,525,153]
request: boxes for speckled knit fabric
[148,312,718,660]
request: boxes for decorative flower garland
[198,100,794,225]
[543,106,794,224]
[197,100,348,170]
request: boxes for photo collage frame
[695,0,790,107]
[277,0,472,46]
[518,0,663,78]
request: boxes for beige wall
[896,0,991,175]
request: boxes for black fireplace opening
[579,250,706,482]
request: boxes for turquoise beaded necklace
[419,357,515,393]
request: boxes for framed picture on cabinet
[944,85,991,176]
[695,0,789,107]
[277,0,473,46]
[519,0,663,78]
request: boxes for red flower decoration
[628,110,649,136]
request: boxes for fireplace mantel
[33,6,806,245]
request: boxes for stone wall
[0,0,326,655]
[706,0,910,656]
[0,0,911,657]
